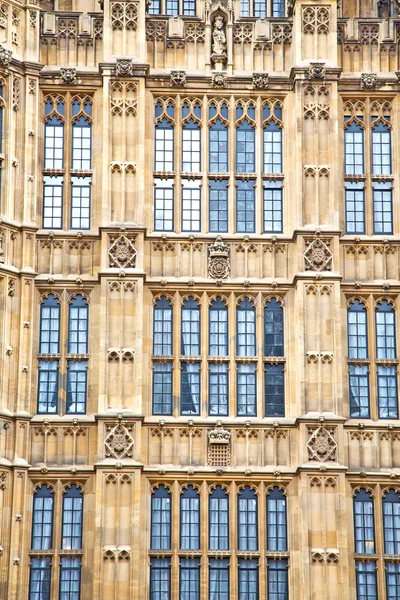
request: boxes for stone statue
[212,15,226,57]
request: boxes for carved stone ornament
[170,70,186,87]
[253,72,269,89]
[211,13,227,67]
[0,45,12,66]
[108,233,137,269]
[208,422,231,467]
[208,236,230,279]
[116,58,133,77]
[304,238,333,272]
[104,422,134,459]
[360,72,378,90]
[60,68,77,84]
[208,421,231,445]
[307,426,337,462]
[211,71,227,88]
[308,62,326,79]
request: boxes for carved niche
[304,237,333,272]
[307,426,337,462]
[104,420,134,459]
[108,232,137,269]
[208,421,231,467]
[208,236,230,279]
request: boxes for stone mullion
[374,485,386,599]
[173,292,180,418]
[175,96,182,233]
[256,96,262,235]
[63,94,72,232]
[229,95,236,234]
[259,484,267,600]
[257,292,264,418]
[367,296,378,421]
[201,481,209,600]
[229,292,236,417]
[230,482,237,598]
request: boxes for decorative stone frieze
[208,422,231,467]
[208,236,230,279]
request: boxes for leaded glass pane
[209,487,229,550]
[265,364,285,417]
[355,560,377,600]
[154,178,174,232]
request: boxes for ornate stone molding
[108,233,137,269]
[60,68,77,84]
[208,236,230,279]
[211,71,227,89]
[104,420,134,459]
[308,62,326,79]
[116,58,133,77]
[304,237,333,272]
[253,72,269,89]
[360,72,378,90]
[170,70,186,88]
[0,45,12,66]
[307,426,337,462]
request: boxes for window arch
[31,485,54,550]
[71,98,92,170]
[155,101,174,172]
[68,295,89,354]
[376,300,396,359]
[40,294,60,355]
[266,486,287,552]
[372,119,391,176]
[180,485,200,550]
[344,118,364,176]
[209,101,228,174]
[151,485,172,550]
[62,484,84,550]
[182,101,201,173]
[181,297,200,356]
[347,299,368,359]
[237,298,256,357]
[353,488,375,554]
[209,297,228,357]
[153,296,173,356]
[264,298,284,357]
[209,486,229,550]
[383,488,400,555]
[238,486,258,551]
[44,97,65,170]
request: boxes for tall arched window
[238,486,258,551]
[40,294,60,355]
[38,294,60,414]
[209,486,229,550]
[31,485,54,550]
[383,488,400,555]
[209,297,228,357]
[372,119,391,176]
[180,485,200,550]
[43,97,65,229]
[153,296,173,356]
[236,108,255,173]
[266,487,287,552]
[182,101,201,172]
[181,297,200,356]
[354,488,375,555]
[155,101,174,172]
[62,484,83,550]
[67,295,89,414]
[376,300,398,419]
[151,485,171,550]
[209,101,228,173]
[263,104,282,174]
[265,298,284,357]
[344,117,365,235]
[348,300,369,418]
[237,298,256,357]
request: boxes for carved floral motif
[307,426,337,462]
[108,233,137,269]
[104,422,134,459]
[304,238,333,272]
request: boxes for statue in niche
[212,15,227,57]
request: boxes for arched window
[40,294,60,355]
[263,104,282,174]
[62,484,83,550]
[29,557,52,600]
[150,558,171,600]
[344,119,364,176]
[209,102,228,173]
[209,558,229,599]
[236,114,255,173]
[181,362,201,416]
[181,297,200,356]
[209,179,228,233]
[209,298,228,357]
[372,117,393,233]
[372,120,391,176]
[209,486,229,550]
[238,559,258,600]
[264,298,284,357]
[383,488,400,555]
[60,556,81,600]
[266,487,287,551]
[68,295,88,354]
[353,488,375,554]
[237,298,256,357]
[155,101,174,172]
[153,297,173,356]
[71,98,92,170]
[238,486,258,551]
[348,299,368,359]
[44,97,64,170]
[237,363,256,416]
[180,558,200,599]
[376,300,398,419]
[31,485,54,550]
[180,485,200,550]
[182,101,201,173]
[209,362,228,416]
[151,485,171,550]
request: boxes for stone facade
[0,0,400,598]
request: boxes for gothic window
[40,295,60,354]
[354,489,375,554]
[181,179,201,232]
[241,0,286,17]
[272,0,285,16]
[62,484,83,550]
[263,181,283,233]
[238,486,258,550]
[266,487,287,552]
[166,0,179,15]
[344,120,364,176]
[348,300,368,359]
[38,360,59,414]
[29,557,52,600]
[181,362,201,415]
[180,486,200,550]
[182,101,201,172]
[209,179,228,233]
[209,486,229,550]
[44,97,65,170]
[263,105,282,174]
[31,485,54,550]
[71,99,92,170]
[236,106,255,173]
[68,295,88,354]
[376,300,397,356]
[237,298,256,357]
[237,363,257,416]
[180,558,200,599]
[153,297,173,356]
[209,102,228,173]
[345,182,365,234]
[383,489,400,555]
[71,177,91,230]
[181,297,200,356]
[373,181,393,234]
[355,561,377,600]
[267,560,288,600]
[236,180,255,233]
[209,362,229,416]
[372,119,391,175]
[349,365,370,418]
[152,362,173,415]
[238,559,259,599]
[148,0,196,15]
[386,562,400,600]
[209,559,229,600]
[264,298,284,357]
[155,101,174,171]
[377,364,398,419]
[59,557,81,600]
[43,176,64,229]
[209,298,228,357]
[151,485,171,550]
[150,558,171,600]
[148,0,161,13]
[154,178,174,232]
